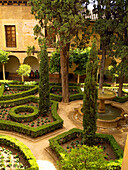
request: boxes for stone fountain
[74,88,125,128]
[98,88,116,113]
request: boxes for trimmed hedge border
[8,85,34,90]
[0,80,23,85]
[0,85,38,101]
[0,135,39,170]
[49,128,123,168]
[0,95,39,108]
[113,95,128,103]
[9,105,39,122]
[0,96,63,138]
[50,85,83,101]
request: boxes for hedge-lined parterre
[49,128,123,169]
[9,105,39,122]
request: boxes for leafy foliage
[58,145,108,170]
[49,50,72,74]
[83,40,98,145]
[29,0,91,102]
[49,51,60,74]
[70,47,91,75]
[93,0,115,88]
[0,50,10,80]
[0,50,10,64]
[26,46,35,56]
[94,0,128,94]
[108,0,128,96]
[16,64,31,77]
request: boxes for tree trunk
[99,48,106,89]
[58,71,61,83]
[60,43,70,103]
[118,76,123,97]
[21,75,24,82]
[77,74,80,83]
[2,64,5,80]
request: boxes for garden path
[0,100,128,169]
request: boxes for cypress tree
[83,40,98,146]
[39,39,50,115]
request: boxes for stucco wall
[121,134,128,170]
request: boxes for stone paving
[0,100,128,169]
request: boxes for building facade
[0,1,107,79]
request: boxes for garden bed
[0,145,29,169]
[0,96,63,138]
[0,102,53,127]
[49,128,123,169]
[50,85,83,101]
[0,135,39,169]
[61,137,116,161]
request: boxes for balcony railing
[0,0,28,5]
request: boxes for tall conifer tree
[83,40,98,146]
[39,39,50,115]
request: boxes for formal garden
[0,0,128,169]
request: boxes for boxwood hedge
[50,85,83,101]
[9,105,39,122]
[0,85,38,101]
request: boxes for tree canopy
[29,0,91,102]
[16,64,31,82]
[0,50,10,80]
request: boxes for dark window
[5,25,16,47]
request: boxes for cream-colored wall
[0,6,39,51]
[121,134,128,170]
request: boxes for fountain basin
[77,102,125,128]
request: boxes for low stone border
[9,105,39,122]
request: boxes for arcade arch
[23,56,39,72]
[5,55,20,73]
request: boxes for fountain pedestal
[98,89,116,114]
[98,99,105,113]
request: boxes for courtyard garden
[0,39,128,170]
[0,0,128,169]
